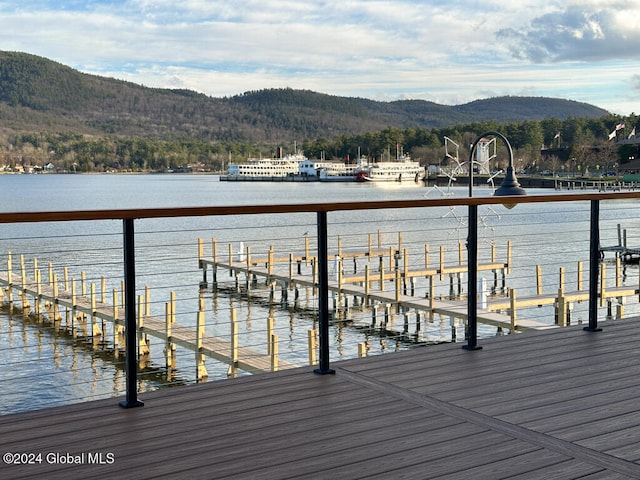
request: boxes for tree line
[303,114,639,173]
[1,113,637,174]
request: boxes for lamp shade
[469,131,526,208]
[494,165,527,197]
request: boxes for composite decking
[2,318,640,479]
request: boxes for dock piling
[196,309,209,381]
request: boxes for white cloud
[0,1,638,113]
[498,4,640,62]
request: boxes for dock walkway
[3,318,640,479]
[0,261,295,376]
[201,238,640,331]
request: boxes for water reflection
[0,306,189,414]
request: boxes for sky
[0,0,639,115]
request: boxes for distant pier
[220,174,320,182]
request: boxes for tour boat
[298,158,362,182]
[354,155,424,182]
[226,153,305,178]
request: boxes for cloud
[0,1,638,113]
[632,74,640,94]
[497,3,640,63]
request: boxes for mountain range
[0,51,610,143]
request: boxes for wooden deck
[3,319,640,479]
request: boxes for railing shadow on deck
[1,190,640,412]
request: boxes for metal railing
[2,190,640,410]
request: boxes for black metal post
[119,218,144,408]
[314,211,335,374]
[463,205,482,350]
[462,131,524,352]
[585,200,602,332]
[468,155,474,198]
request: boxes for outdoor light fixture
[468,131,526,208]
[465,131,526,350]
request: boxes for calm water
[1,174,638,414]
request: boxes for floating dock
[0,254,296,380]
[3,232,639,382]
[198,233,640,332]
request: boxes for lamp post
[464,131,526,350]
[468,131,526,200]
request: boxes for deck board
[3,319,640,479]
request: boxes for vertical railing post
[120,218,144,408]
[585,199,602,332]
[463,204,482,350]
[314,210,335,374]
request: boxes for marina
[3,226,639,390]
[2,176,640,413]
[221,149,427,182]
[199,234,640,333]
[2,182,640,478]
[3,228,640,396]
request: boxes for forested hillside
[0,51,609,143]
[1,50,634,175]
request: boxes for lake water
[1,174,638,414]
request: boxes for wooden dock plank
[141,316,297,372]
[203,255,586,332]
[222,262,546,332]
[487,285,639,311]
[204,241,640,334]
[0,273,297,374]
